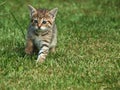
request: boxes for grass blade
[10,11,25,40]
[0,1,6,6]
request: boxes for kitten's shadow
[14,46,37,60]
[14,46,25,57]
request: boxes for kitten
[25,5,58,63]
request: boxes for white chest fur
[34,36,42,49]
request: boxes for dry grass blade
[10,11,25,39]
[0,1,6,6]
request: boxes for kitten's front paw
[25,48,33,55]
[36,56,45,63]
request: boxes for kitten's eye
[34,20,38,23]
[31,19,33,22]
[42,21,47,24]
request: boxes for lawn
[0,0,120,90]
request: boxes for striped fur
[25,5,58,63]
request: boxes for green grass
[0,0,120,90]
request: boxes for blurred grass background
[0,0,120,90]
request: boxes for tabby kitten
[25,5,58,63]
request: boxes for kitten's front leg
[25,39,34,55]
[36,44,49,63]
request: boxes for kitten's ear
[28,5,37,17]
[49,8,58,19]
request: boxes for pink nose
[38,24,41,29]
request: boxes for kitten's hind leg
[50,26,57,53]
[50,47,56,53]
[50,35,57,53]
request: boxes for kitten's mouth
[39,26,48,31]
[35,26,48,32]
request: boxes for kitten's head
[28,5,58,31]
